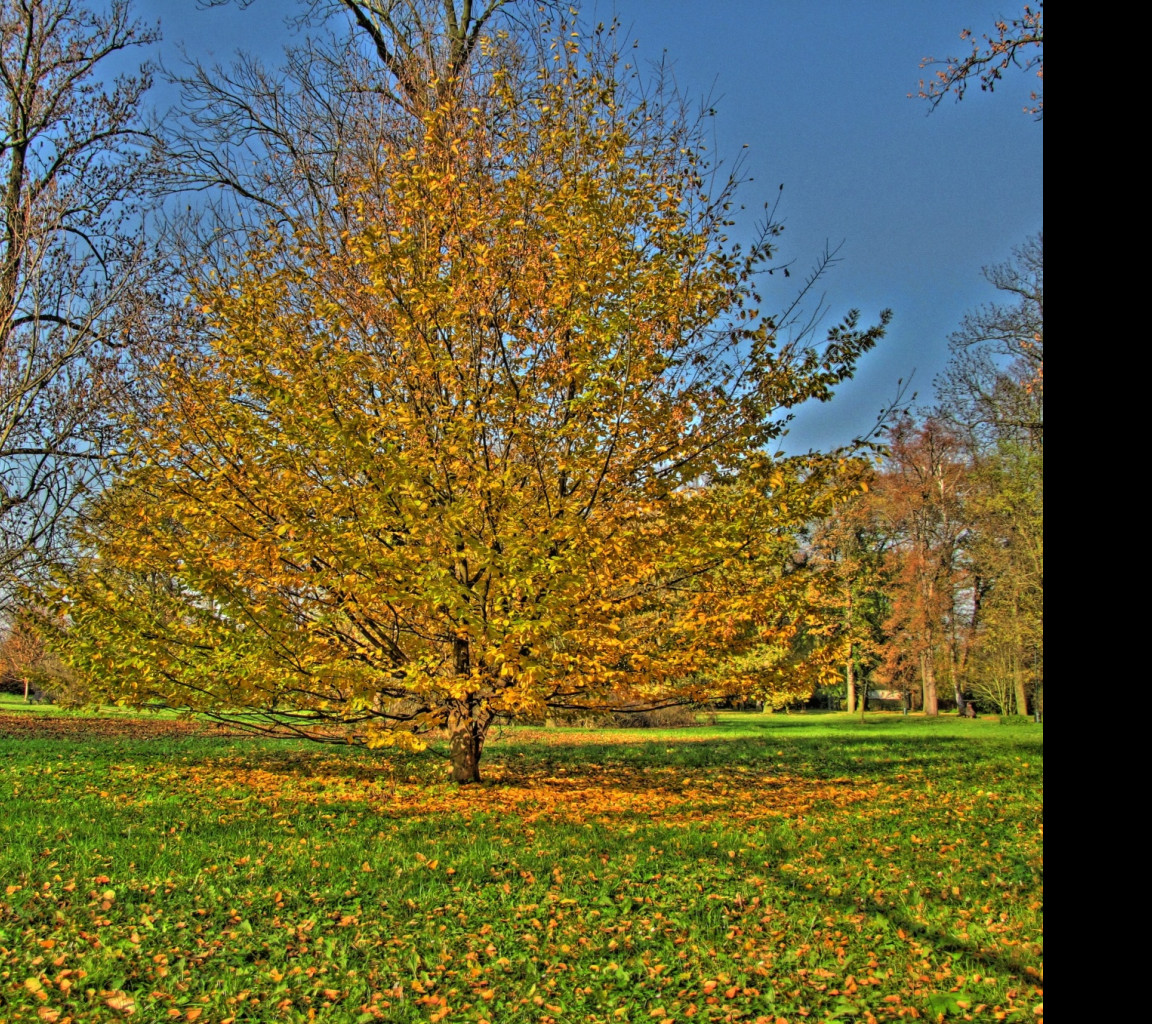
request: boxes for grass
[0,711,1042,1023]
[0,693,181,718]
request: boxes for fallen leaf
[104,993,136,1015]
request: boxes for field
[0,708,1042,1024]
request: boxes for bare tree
[207,0,519,103]
[936,233,1043,449]
[156,0,537,269]
[0,0,158,605]
[323,1,521,107]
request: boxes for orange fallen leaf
[104,993,136,1015]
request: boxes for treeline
[808,235,1043,716]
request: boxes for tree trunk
[1010,604,1028,716]
[1013,653,1029,717]
[950,656,965,716]
[846,655,857,715]
[447,637,491,784]
[921,652,939,716]
[448,702,491,784]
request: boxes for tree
[937,233,1043,450]
[324,0,523,109]
[1,0,157,607]
[963,441,1042,715]
[0,611,44,701]
[850,236,1043,718]
[157,1,546,276]
[915,3,1043,119]
[937,235,1043,715]
[202,0,521,109]
[808,480,892,715]
[872,417,973,716]
[60,19,888,782]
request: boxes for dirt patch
[0,713,245,741]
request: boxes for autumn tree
[963,443,1042,715]
[916,3,1043,119]
[0,0,157,608]
[0,611,44,701]
[59,19,888,782]
[871,417,975,715]
[682,458,887,716]
[844,236,1043,717]
[808,478,893,715]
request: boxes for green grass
[0,693,181,718]
[0,711,1042,1023]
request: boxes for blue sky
[133,1,1043,452]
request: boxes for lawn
[0,711,1042,1023]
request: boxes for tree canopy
[915,3,1044,119]
[59,20,888,780]
[1,0,157,608]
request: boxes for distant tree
[872,418,973,716]
[1,0,157,607]
[847,235,1043,717]
[0,612,44,702]
[60,19,888,783]
[937,235,1043,716]
[937,233,1043,450]
[915,3,1043,119]
[808,480,892,715]
[963,442,1042,715]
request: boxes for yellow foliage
[57,20,886,775]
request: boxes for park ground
[0,704,1042,1024]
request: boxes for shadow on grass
[176,732,1043,801]
[820,884,1042,984]
[0,711,1042,790]
[479,727,1042,782]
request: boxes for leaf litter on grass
[0,713,1042,1023]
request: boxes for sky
[131,0,1044,453]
